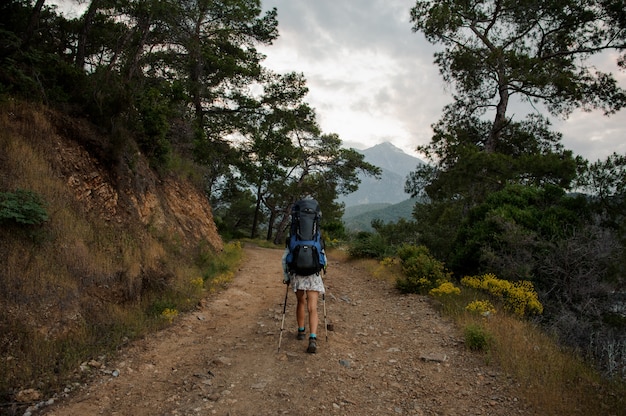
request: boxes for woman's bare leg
[306,290,319,337]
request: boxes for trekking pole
[277,282,289,353]
[323,293,328,342]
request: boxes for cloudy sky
[258,0,626,162]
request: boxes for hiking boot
[297,329,306,340]
[307,337,317,354]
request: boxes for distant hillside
[338,142,424,207]
[343,198,420,232]
[344,203,392,218]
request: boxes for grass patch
[433,286,626,415]
[464,323,492,351]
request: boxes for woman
[282,248,325,353]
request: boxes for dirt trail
[44,244,534,416]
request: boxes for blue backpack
[286,199,326,276]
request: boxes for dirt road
[44,244,533,415]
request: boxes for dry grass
[479,313,624,415]
[351,254,626,415]
[433,287,626,415]
[0,101,233,407]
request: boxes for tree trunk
[273,201,295,245]
[126,13,152,82]
[486,73,510,153]
[22,0,46,48]
[265,209,275,241]
[250,185,262,239]
[190,11,205,130]
[76,0,102,69]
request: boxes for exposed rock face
[48,110,222,253]
[162,177,222,251]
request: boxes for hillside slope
[343,198,420,232]
[0,101,223,404]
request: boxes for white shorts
[291,272,325,294]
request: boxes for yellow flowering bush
[429,282,461,297]
[190,277,204,290]
[208,271,234,293]
[380,257,395,267]
[160,308,178,323]
[465,300,496,316]
[461,273,543,317]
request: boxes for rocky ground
[41,244,535,416]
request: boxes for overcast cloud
[259,0,626,162]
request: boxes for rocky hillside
[44,110,222,251]
[0,100,223,404]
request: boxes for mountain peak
[367,141,403,152]
[361,142,423,178]
[338,142,425,207]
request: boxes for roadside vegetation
[341,2,626,412]
[357,248,626,415]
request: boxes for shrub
[466,300,497,316]
[429,281,461,297]
[323,220,347,241]
[348,231,392,259]
[160,308,179,323]
[146,299,177,318]
[0,189,48,225]
[461,273,543,317]
[464,323,492,351]
[395,244,452,294]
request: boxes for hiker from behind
[282,198,327,354]
[282,248,326,354]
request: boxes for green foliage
[197,241,243,283]
[576,152,626,228]
[408,115,582,207]
[348,231,393,259]
[0,189,49,226]
[410,199,463,264]
[451,184,590,278]
[371,217,420,246]
[211,177,258,240]
[136,87,172,167]
[146,298,178,318]
[345,216,419,259]
[322,220,346,241]
[464,323,492,351]
[395,244,452,294]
